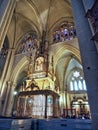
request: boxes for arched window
[69,71,87,92]
[52,22,76,44]
[16,32,39,54]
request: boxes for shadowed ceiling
[9,0,73,43]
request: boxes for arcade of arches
[0,1,98,129]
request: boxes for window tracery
[69,71,87,91]
[52,22,76,44]
[16,32,39,54]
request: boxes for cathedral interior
[0,0,98,130]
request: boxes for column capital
[7,48,15,55]
[7,81,11,86]
[12,82,16,88]
[8,47,15,51]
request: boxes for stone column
[53,96,58,117]
[0,0,16,49]
[44,94,47,118]
[0,48,12,93]
[5,82,16,116]
[65,86,68,116]
[0,48,12,114]
[23,97,27,116]
[0,48,15,96]
[0,48,15,115]
[71,0,98,130]
[2,81,11,116]
[53,96,55,117]
[57,96,60,117]
[4,48,16,80]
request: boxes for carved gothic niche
[34,56,45,72]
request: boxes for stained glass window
[52,22,76,44]
[16,32,39,54]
